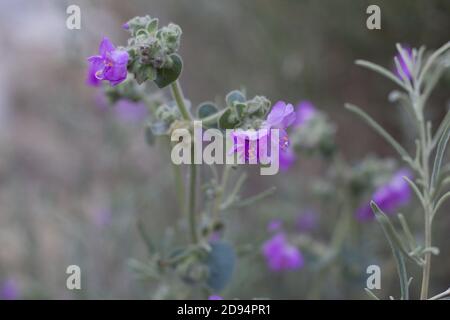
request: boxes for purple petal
[99,37,115,56]
[86,56,104,86]
[279,147,296,171]
[265,101,296,129]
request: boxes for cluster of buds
[124,15,183,86]
[289,110,336,159]
[217,90,271,130]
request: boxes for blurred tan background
[0,0,449,299]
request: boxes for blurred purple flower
[262,233,304,271]
[209,231,221,243]
[279,146,297,171]
[395,45,413,80]
[208,295,223,300]
[294,101,317,127]
[267,219,283,232]
[122,22,129,30]
[114,99,148,123]
[87,37,129,87]
[1,279,19,300]
[92,208,112,228]
[296,210,318,232]
[278,101,317,171]
[357,168,412,221]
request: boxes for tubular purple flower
[395,45,413,80]
[87,37,129,87]
[356,168,412,221]
[208,295,223,300]
[262,233,304,271]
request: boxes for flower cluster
[87,15,183,89]
[356,168,412,221]
[124,15,182,85]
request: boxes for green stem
[415,93,432,300]
[169,80,198,244]
[170,80,192,121]
[188,145,198,243]
[201,109,226,126]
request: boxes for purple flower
[279,146,297,171]
[296,210,318,232]
[230,128,270,162]
[395,45,413,80]
[1,279,19,300]
[87,37,129,87]
[267,219,283,232]
[357,169,412,221]
[262,233,304,271]
[231,101,296,163]
[122,22,129,30]
[114,99,148,123]
[294,101,317,127]
[208,295,223,300]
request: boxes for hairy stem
[188,145,198,243]
[416,94,432,300]
[170,80,198,243]
[170,80,192,121]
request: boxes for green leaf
[355,60,408,91]
[218,108,238,130]
[431,116,450,191]
[226,90,246,107]
[371,202,409,300]
[134,65,157,85]
[154,54,183,88]
[234,102,246,119]
[146,18,159,34]
[206,241,235,291]
[197,102,219,119]
[345,104,413,166]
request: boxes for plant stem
[170,80,198,244]
[170,80,192,121]
[415,92,433,300]
[188,145,198,243]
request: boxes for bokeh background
[0,0,449,299]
